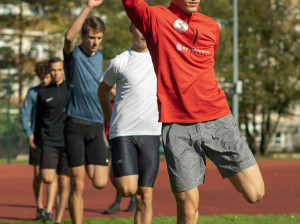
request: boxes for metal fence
[0,66,28,163]
[0,111,28,162]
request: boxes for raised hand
[87,0,104,8]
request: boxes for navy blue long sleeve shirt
[21,85,41,137]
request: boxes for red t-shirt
[123,1,231,123]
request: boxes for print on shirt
[46,97,54,102]
[176,42,211,56]
[174,19,188,33]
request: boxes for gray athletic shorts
[162,114,257,193]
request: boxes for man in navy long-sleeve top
[21,61,51,220]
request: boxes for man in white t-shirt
[98,23,161,224]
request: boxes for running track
[0,160,299,221]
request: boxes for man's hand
[28,134,37,150]
[87,0,104,8]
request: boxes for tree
[0,0,50,108]
[96,0,169,62]
[2,0,299,156]
[200,0,300,155]
[237,0,300,155]
[200,0,233,84]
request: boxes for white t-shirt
[101,49,161,139]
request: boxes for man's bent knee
[118,187,137,197]
[92,178,107,189]
[136,188,152,203]
[42,175,55,184]
[246,186,265,203]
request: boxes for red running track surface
[0,160,299,221]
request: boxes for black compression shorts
[29,147,40,166]
[110,135,160,187]
[40,146,69,176]
[64,117,109,168]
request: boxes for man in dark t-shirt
[34,57,69,223]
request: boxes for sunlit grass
[0,214,299,224]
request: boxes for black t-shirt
[34,81,68,147]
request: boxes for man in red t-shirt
[122,0,265,223]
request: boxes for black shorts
[40,146,69,176]
[64,117,109,168]
[29,147,41,166]
[110,135,160,187]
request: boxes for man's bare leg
[42,169,58,216]
[174,188,199,224]
[86,164,108,189]
[69,166,85,224]
[55,175,70,223]
[134,187,153,224]
[112,174,138,197]
[113,175,155,224]
[33,165,44,209]
[228,163,265,203]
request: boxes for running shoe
[36,208,44,220]
[43,212,53,222]
[104,203,120,214]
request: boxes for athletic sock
[115,192,122,203]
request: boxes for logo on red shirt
[174,19,188,33]
[176,43,183,51]
[176,43,211,56]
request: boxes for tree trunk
[17,1,24,109]
[245,111,259,154]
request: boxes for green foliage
[198,0,300,154]
[200,0,233,82]
[1,0,300,155]
[237,0,300,154]
[96,0,132,61]
[95,0,169,61]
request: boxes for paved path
[0,160,299,221]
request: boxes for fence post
[7,64,12,164]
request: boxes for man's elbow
[64,30,74,43]
[63,38,73,54]
[122,0,135,7]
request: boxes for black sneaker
[104,203,120,214]
[43,212,53,222]
[36,208,44,220]
[125,200,136,212]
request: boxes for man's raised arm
[64,0,104,54]
[121,0,161,45]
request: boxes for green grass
[0,214,299,224]
[0,158,28,164]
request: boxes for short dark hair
[81,16,106,36]
[48,57,62,66]
[35,60,49,76]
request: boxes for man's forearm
[65,5,93,43]
[98,84,113,124]
[99,94,112,123]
